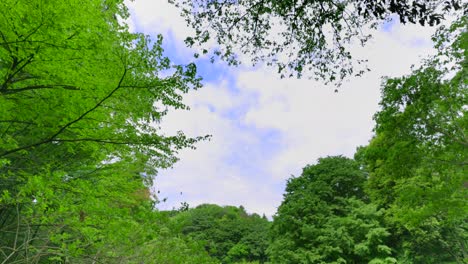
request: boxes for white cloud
[235,22,436,181]
[156,84,282,216]
[127,1,437,217]
[125,0,192,39]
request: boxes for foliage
[268,156,394,263]
[358,17,467,263]
[1,0,466,263]
[171,0,465,83]
[171,204,271,263]
[0,0,210,262]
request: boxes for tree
[171,0,465,83]
[0,0,207,262]
[171,204,271,263]
[268,156,394,263]
[358,17,467,263]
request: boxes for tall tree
[358,17,467,263]
[171,0,465,83]
[268,156,394,263]
[0,0,207,262]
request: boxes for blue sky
[124,0,437,217]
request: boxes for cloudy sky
[125,0,437,217]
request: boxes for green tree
[0,0,208,262]
[358,17,467,263]
[171,0,465,82]
[171,204,271,263]
[268,156,394,263]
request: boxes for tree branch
[0,68,128,158]
[2,84,81,95]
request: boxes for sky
[124,0,437,217]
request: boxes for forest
[0,0,466,263]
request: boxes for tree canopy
[0,0,208,262]
[170,204,270,263]
[268,156,394,263]
[357,16,467,263]
[171,0,465,83]
[1,0,466,263]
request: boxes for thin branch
[1,84,81,95]
[0,40,84,50]
[0,204,20,264]
[1,54,36,92]
[49,68,127,140]
[0,120,36,125]
[0,68,127,158]
[13,204,19,251]
[0,30,12,53]
[20,20,45,43]
[54,138,153,145]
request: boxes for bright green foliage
[1,0,466,262]
[358,17,467,263]
[268,156,394,263]
[122,213,216,264]
[171,204,271,263]
[0,0,209,262]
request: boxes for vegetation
[171,0,465,83]
[1,0,466,263]
[170,204,270,263]
[356,17,467,263]
[0,0,208,262]
[268,157,394,263]
[266,17,466,263]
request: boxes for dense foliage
[269,156,394,263]
[269,17,467,264]
[170,204,270,263]
[0,0,210,262]
[357,17,467,263]
[1,0,465,263]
